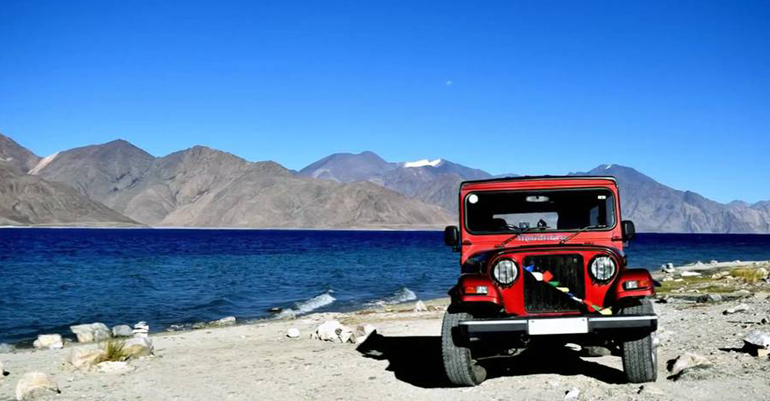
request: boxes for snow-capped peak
[403,158,442,168]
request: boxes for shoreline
[4,259,770,347]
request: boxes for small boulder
[696,294,723,303]
[758,267,769,280]
[70,323,111,343]
[32,334,63,350]
[723,304,751,315]
[111,325,133,337]
[564,387,580,400]
[681,271,701,277]
[581,346,611,357]
[132,322,149,338]
[286,328,300,339]
[123,337,153,358]
[666,353,712,378]
[354,324,377,344]
[413,300,427,312]
[66,348,106,370]
[312,320,355,343]
[744,330,770,349]
[15,372,59,401]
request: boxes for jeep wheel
[620,299,658,383]
[441,309,487,386]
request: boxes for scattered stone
[681,271,701,277]
[744,330,770,349]
[111,325,133,337]
[564,387,580,399]
[581,346,611,357]
[15,372,60,401]
[96,361,134,374]
[286,328,300,339]
[666,353,712,378]
[696,294,723,303]
[354,324,377,344]
[133,322,149,338]
[674,278,684,282]
[735,289,752,297]
[66,348,106,370]
[710,271,730,280]
[32,334,63,350]
[312,320,355,343]
[758,267,769,280]
[413,300,427,312]
[0,343,14,354]
[723,304,751,315]
[761,317,769,325]
[123,337,154,358]
[662,277,675,282]
[70,323,111,343]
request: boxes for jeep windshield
[464,188,616,234]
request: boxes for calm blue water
[1,229,770,344]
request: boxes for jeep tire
[620,299,658,383]
[441,309,487,386]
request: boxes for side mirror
[622,220,636,242]
[443,226,460,248]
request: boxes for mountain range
[1,132,769,233]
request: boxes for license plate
[528,317,588,335]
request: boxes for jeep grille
[523,254,585,313]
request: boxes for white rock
[66,348,106,370]
[15,372,59,401]
[123,337,153,358]
[96,361,134,374]
[70,323,111,343]
[413,300,427,312]
[312,320,355,343]
[132,322,149,338]
[286,328,300,339]
[354,324,377,344]
[681,271,701,277]
[758,267,769,280]
[723,304,751,315]
[111,325,133,337]
[564,387,580,399]
[32,334,63,350]
[745,330,770,349]
[667,353,712,376]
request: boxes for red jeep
[442,176,657,386]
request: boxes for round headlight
[492,259,518,285]
[590,256,616,282]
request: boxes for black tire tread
[441,310,486,386]
[620,299,658,383]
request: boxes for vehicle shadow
[356,333,627,388]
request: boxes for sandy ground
[2,292,770,401]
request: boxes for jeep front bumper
[459,315,657,337]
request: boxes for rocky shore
[1,262,770,400]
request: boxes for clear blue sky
[1,1,768,203]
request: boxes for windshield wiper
[560,225,603,244]
[494,225,534,248]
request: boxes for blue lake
[2,229,770,344]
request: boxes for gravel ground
[1,294,769,401]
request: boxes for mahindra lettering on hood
[441,176,658,386]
